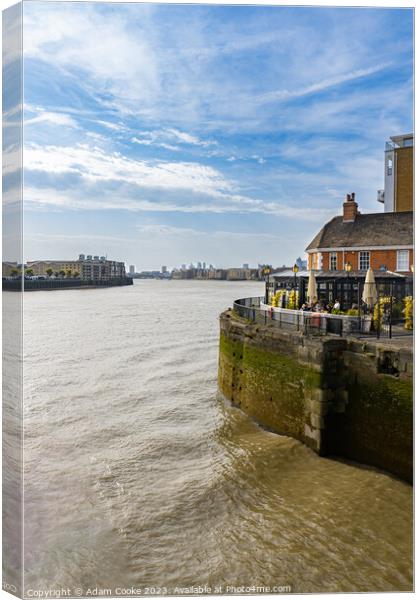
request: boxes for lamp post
[389,281,393,339]
[410,264,414,299]
[344,262,352,310]
[293,263,299,310]
[264,266,271,305]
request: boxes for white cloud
[24,4,160,109]
[23,181,332,222]
[25,110,79,128]
[131,127,215,151]
[131,136,180,152]
[22,2,412,138]
[136,223,283,241]
[259,63,392,103]
[24,143,235,197]
[164,128,215,147]
[94,120,127,132]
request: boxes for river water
[22,280,412,594]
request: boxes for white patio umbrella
[362,267,378,308]
[307,269,317,304]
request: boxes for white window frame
[329,252,337,271]
[359,251,370,271]
[396,250,409,272]
[317,252,323,270]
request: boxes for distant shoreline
[2,277,133,292]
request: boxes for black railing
[232,297,412,339]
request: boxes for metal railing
[233,297,335,335]
[232,297,412,339]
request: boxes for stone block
[310,413,324,429]
[311,400,329,416]
[304,424,321,453]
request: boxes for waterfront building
[27,260,81,276]
[207,269,227,280]
[377,133,413,212]
[26,255,127,281]
[227,268,251,280]
[306,193,413,274]
[269,192,413,309]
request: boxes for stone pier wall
[218,310,413,482]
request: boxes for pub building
[268,193,413,311]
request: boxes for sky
[7,2,414,269]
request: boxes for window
[387,158,393,176]
[329,252,337,270]
[359,251,370,271]
[317,252,323,269]
[397,250,409,272]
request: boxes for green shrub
[403,296,413,330]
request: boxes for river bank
[218,308,413,482]
[2,276,133,291]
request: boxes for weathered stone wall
[218,310,413,482]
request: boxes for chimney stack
[343,192,359,222]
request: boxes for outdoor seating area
[234,267,413,339]
[267,268,412,310]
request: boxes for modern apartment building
[378,133,413,213]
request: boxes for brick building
[25,255,126,280]
[306,193,413,275]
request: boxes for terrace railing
[232,297,411,339]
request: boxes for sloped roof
[306,211,413,251]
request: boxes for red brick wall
[308,249,413,274]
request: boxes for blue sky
[15,2,414,269]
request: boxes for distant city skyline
[11,3,413,269]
